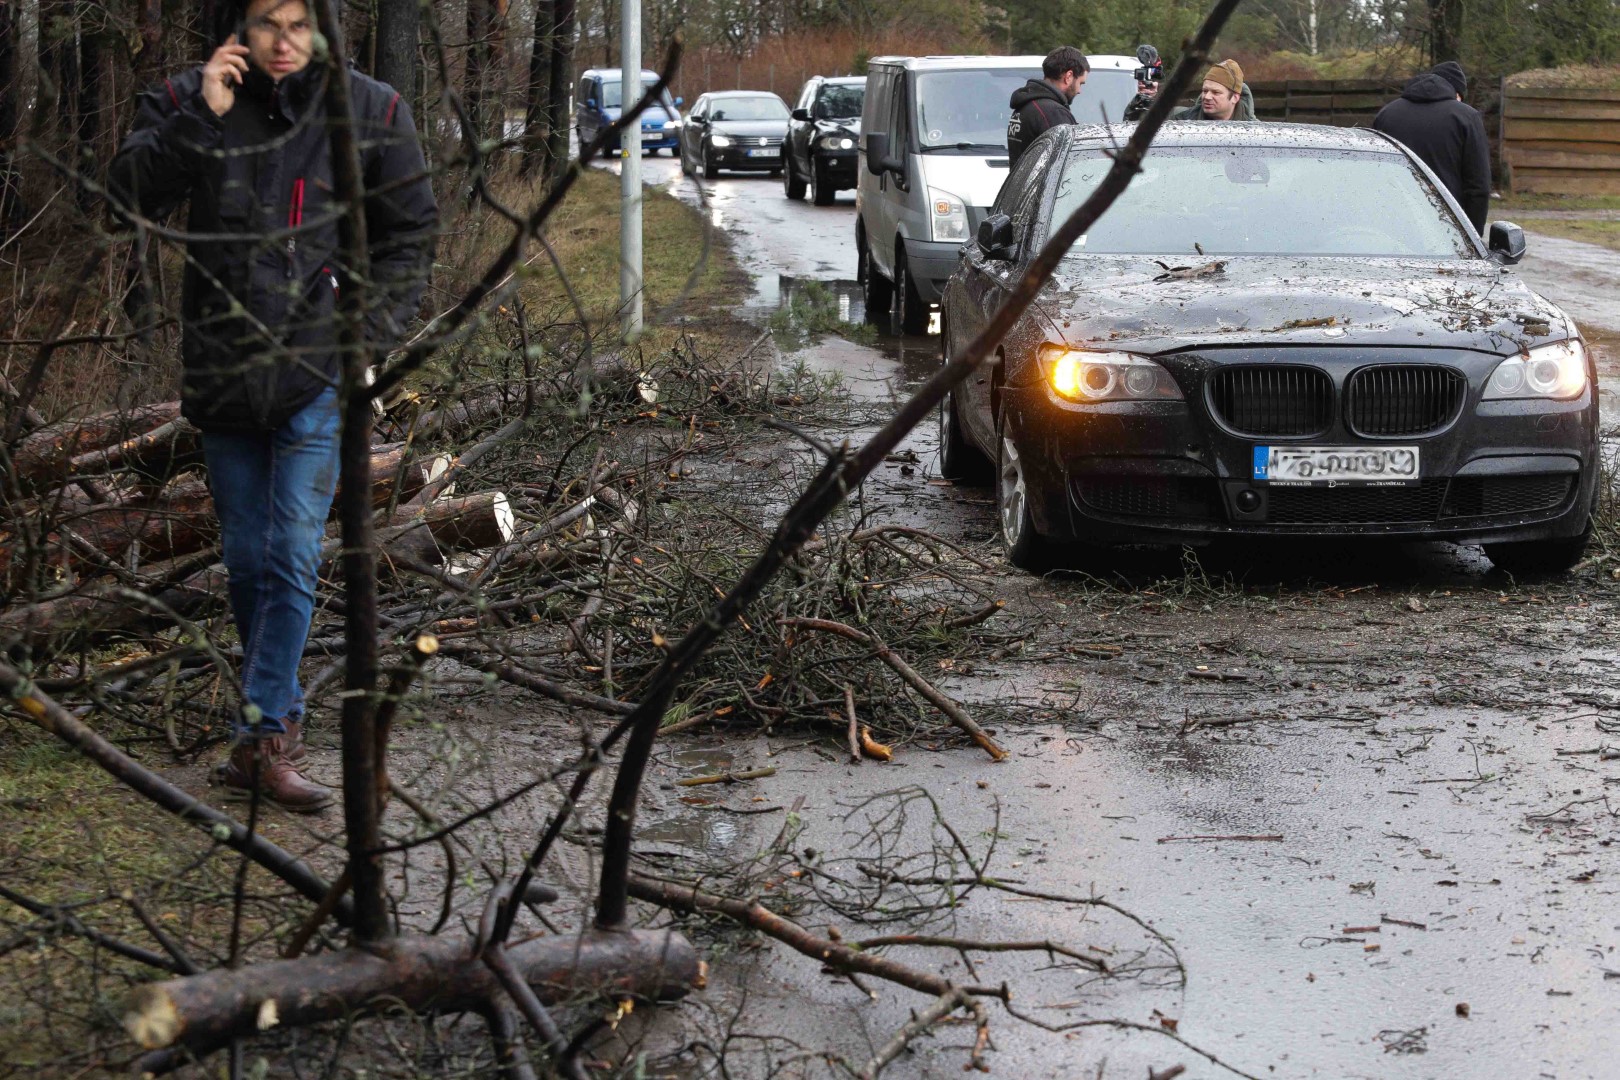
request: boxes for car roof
[1066,121,1404,153]
[705,91,785,98]
[815,77,866,86]
[580,68,662,80]
[866,54,1135,73]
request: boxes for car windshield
[1051,147,1476,257]
[915,67,1140,150]
[817,84,864,119]
[711,97,790,121]
[598,80,677,113]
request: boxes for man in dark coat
[1373,61,1492,234]
[108,0,438,811]
[1007,47,1089,167]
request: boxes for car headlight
[1040,347,1184,403]
[1483,339,1587,401]
[710,134,732,148]
[929,188,968,242]
[819,134,856,150]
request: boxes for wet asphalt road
[603,153,1620,1078]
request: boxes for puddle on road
[639,744,752,858]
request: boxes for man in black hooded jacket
[1007,47,1089,167]
[107,0,438,811]
[1373,61,1492,234]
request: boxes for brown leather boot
[283,718,307,764]
[222,734,334,813]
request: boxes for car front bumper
[812,150,858,187]
[1000,346,1599,547]
[707,144,783,170]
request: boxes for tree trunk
[134,0,164,87]
[1428,0,1463,63]
[466,0,494,146]
[522,0,577,178]
[374,0,416,97]
[0,0,21,232]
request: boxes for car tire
[784,158,806,200]
[811,159,835,206]
[939,389,990,483]
[680,147,692,176]
[996,420,1051,572]
[895,247,931,335]
[703,152,719,181]
[861,243,893,321]
[1484,518,1593,576]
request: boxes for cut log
[64,417,203,487]
[0,481,218,582]
[578,353,658,405]
[0,557,227,647]
[6,401,181,495]
[386,390,513,443]
[414,491,515,550]
[125,928,700,1059]
[336,443,452,510]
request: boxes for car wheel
[895,247,931,335]
[861,243,893,321]
[1484,518,1593,576]
[811,159,835,206]
[784,158,806,200]
[702,151,719,181]
[680,146,693,176]
[996,422,1051,571]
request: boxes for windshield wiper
[921,142,1004,153]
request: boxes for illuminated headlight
[929,188,968,242]
[710,134,733,148]
[666,119,682,131]
[1041,347,1183,403]
[819,135,856,150]
[1483,339,1587,401]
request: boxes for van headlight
[1483,339,1587,400]
[929,188,968,242]
[1040,347,1183,403]
[710,134,733,148]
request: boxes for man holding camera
[108,0,438,811]
[1124,45,1162,122]
[1007,47,1090,167]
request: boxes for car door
[955,137,1058,446]
[792,80,817,175]
[683,96,707,166]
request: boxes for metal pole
[619,0,642,340]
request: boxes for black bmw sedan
[940,124,1597,574]
[679,91,791,180]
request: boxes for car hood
[1039,255,1574,357]
[814,117,861,137]
[603,105,680,125]
[710,119,789,138]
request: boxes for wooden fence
[1501,86,1620,196]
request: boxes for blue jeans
[202,387,340,735]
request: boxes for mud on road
[583,157,1620,1078]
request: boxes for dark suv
[784,77,864,205]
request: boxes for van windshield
[598,80,677,113]
[914,67,1141,150]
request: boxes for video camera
[1133,44,1163,85]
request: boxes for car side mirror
[792,107,810,122]
[1488,220,1526,265]
[976,214,1016,260]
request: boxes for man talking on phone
[108,0,438,811]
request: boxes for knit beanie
[1204,60,1244,95]
[1433,60,1467,97]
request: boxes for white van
[856,54,1136,333]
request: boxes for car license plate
[746,148,777,157]
[1253,445,1419,487]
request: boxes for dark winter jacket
[1170,83,1257,122]
[1372,72,1492,235]
[107,63,438,432]
[1007,79,1076,167]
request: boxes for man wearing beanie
[1173,60,1257,122]
[1373,61,1492,234]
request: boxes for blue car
[575,68,683,154]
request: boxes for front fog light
[1042,347,1182,403]
[1484,339,1587,401]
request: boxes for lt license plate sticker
[1253,445,1420,487]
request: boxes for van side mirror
[1488,220,1526,264]
[585,98,596,110]
[865,133,888,174]
[977,214,1016,260]
[792,107,810,122]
